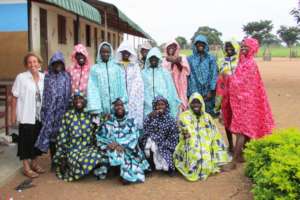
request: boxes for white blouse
[12,71,44,124]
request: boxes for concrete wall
[0,32,28,80]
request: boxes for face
[225,43,235,57]
[75,52,87,66]
[167,43,177,56]
[140,48,149,58]
[114,100,125,118]
[26,56,41,74]
[73,96,85,110]
[155,100,167,113]
[195,42,206,53]
[149,56,159,68]
[240,44,249,56]
[100,45,111,62]
[121,50,131,61]
[190,99,202,115]
[52,61,65,73]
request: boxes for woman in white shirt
[11,52,45,178]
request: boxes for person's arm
[86,66,102,114]
[11,96,17,125]
[11,75,20,125]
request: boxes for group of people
[11,34,275,184]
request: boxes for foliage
[191,26,223,46]
[277,26,300,47]
[243,20,274,45]
[290,8,300,25]
[244,128,300,200]
[175,36,188,49]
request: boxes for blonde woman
[11,52,45,178]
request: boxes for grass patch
[180,46,300,58]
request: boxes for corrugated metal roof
[45,0,101,24]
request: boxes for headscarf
[191,35,209,56]
[152,95,170,114]
[48,51,65,73]
[96,42,114,63]
[70,44,90,69]
[188,92,206,114]
[163,40,180,57]
[145,47,163,67]
[239,37,259,62]
[116,40,137,63]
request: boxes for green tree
[291,8,300,25]
[175,36,188,49]
[191,26,223,46]
[243,20,273,44]
[277,26,300,57]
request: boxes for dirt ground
[1,58,299,200]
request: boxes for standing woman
[138,41,152,69]
[67,44,91,95]
[11,52,45,178]
[35,51,71,159]
[162,40,190,111]
[116,40,144,130]
[215,40,240,153]
[142,47,180,118]
[227,38,275,167]
[87,42,127,119]
[188,35,218,117]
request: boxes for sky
[102,0,299,44]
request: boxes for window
[85,25,91,47]
[101,30,105,42]
[57,15,66,44]
[73,20,79,45]
[112,33,116,49]
[108,32,111,44]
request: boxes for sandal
[31,164,46,174]
[23,169,39,178]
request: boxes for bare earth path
[1,58,299,200]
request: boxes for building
[0,0,153,80]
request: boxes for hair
[23,52,43,66]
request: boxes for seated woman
[53,92,102,182]
[96,98,149,184]
[140,96,179,175]
[174,93,230,181]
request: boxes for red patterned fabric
[228,38,275,139]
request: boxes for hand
[166,56,176,63]
[205,91,213,101]
[103,113,111,121]
[150,110,159,118]
[11,114,17,126]
[175,56,182,63]
[108,142,117,150]
[183,132,191,139]
[182,129,190,139]
[115,145,124,153]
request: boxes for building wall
[0,0,28,80]
[31,2,125,68]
